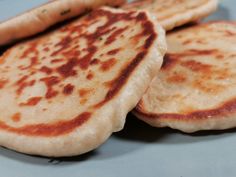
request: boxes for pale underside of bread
[122,0,218,31]
[0,0,126,46]
[0,7,166,156]
[134,21,236,133]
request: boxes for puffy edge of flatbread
[162,0,218,31]
[0,9,166,157]
[0,0,126,46]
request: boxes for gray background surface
[0,0,235,177]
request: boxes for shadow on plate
[114,113,236,144]
[0,146,97,165]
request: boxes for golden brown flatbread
[134,21,236,133]
[0,7,166,156]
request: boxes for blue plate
[0,0,236,177]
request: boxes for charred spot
[16,77,36,95]
[167,73,187,83]
[161,54,179,70]
[100,58,117,72]
[51,59,63,63]
[105,27,128,45]
[19,97,42,106]
[0,79,8,89]
[40,66,53,74]
[181,60,212,73]
[63,84,74,95]
[136,12,147,21]
[86,72,94,80]
[216,54,224,59]
[51,36,72,57]
[62,50,80,59]
[11,113,21,122]
[78,46,97,70]
[55,36,72,47]
[182,49,219,56]
[103,80,114,88]
[78,88,93,98]
[90,58,100,65]
[144,33,156,49]
[107,48,121,55]
[57,58,77,77]
[20,42,38,59]
[40,76,60,99]
[43,47,50,52]
[95,51,147,108]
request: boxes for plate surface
[0,0,236,177]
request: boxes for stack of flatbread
[1,0,236,157]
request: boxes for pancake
[134,21,236,133]
[0,7,166,156]
[123,0,218,31]
[0,0,126,46]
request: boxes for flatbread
[134,21,236,133]
[0,7,166,156]
[122,0,218,31]
[0,0,126,46]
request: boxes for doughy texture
[0,0,126,46]
[134,21,236,133]
[123,0,218,30]
[0,7,166,156]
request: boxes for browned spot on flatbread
[95,51,154,108]
[167,73,186,83]
[11,113,21,122]
[15,76,36,95]
[90,58,100,65]
[182,39,193,45]
[192,79,225,94]
[20,42,39,59]
[105,27,129,45]
[40,76,59,99]
[19,97,42,106]
[161,54,179,70]
[40,66,53,74]
[181,60,212,73]
[79,88,93,98]
[86,71,94,80]
[0,79,8,89]
[63,84,74,95]
[1,112,91,136]
[136,98,236,121]
[107,48,121,55]
[56,59,77,77]
[100,58,117,72]
[178,49,219,57]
